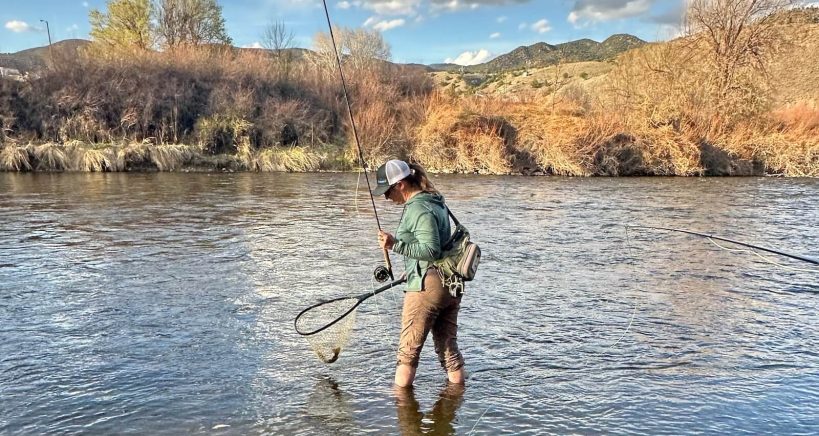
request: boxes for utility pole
[39,19,52,64]
[39,20,52,46]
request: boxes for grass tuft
[0,145,32,171]
[32,143,68,171]
[257,147,322,172]
[150,144,197,171]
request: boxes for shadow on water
[395,384,466,436]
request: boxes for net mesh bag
[295,297,359,363]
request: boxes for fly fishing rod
[321,0,394,283]
[627,225,819,266]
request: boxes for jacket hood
[406,191,445,208]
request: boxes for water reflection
[395,384,465,436]
[304,376,355,433]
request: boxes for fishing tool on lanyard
[320,0,394,283]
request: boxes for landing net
[295,297,359,363]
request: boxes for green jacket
[392,192,451,291]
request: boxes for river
[1,173,817,434]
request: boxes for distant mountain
[2,34,647,77]
[434,34,647,73]
[428,63,463,72]
[0,39,90,72]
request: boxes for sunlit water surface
[1,173,817,435]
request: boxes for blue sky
[2,0,688,65]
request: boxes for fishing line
[369,275,399,356]
[467,406,493,435]
[706,238,818,273]
[611,225,639,350]
[627,225,819,266]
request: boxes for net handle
[294,277,406,336]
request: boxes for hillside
[443,34,646,73]
[0,39,90,72]
[433,9,819,108]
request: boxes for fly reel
[373,265,392,283]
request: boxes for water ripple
[1,173,817,434]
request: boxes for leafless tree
[686,0,793,101]
[154,0,232,48]
[262,20,295,79]
[312,26,391,73]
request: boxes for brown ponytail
[404,163,439,195]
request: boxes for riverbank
[2,120,815,176]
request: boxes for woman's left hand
[378,230,395,250]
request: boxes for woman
[373,159,465,388]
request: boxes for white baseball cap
[372,160,412,196]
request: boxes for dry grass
[257,146,321,172]
[150,144,198,171]
[772,102,819,132]
[0,145,32,171]
[32,143,68,171]
[72,146,118,172]
[414,95,515,174]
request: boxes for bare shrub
[118,141,152,169]
[415,95,515,174]
[195,115,251,154]
[559,84,593,115]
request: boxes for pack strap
[446,206,461,226]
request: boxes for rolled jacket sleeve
[393,211,442,261]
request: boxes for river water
[1,173,817,435]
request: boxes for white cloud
[655,23,685,40]
[338,1,352,8]
[348,1,533,17]
[518,22,527,30]
[431,0,469,13]
[5,20,32,33]
[66,24,80,32]
[364,0,423,16]
[568,0,653,25]
[490,32,501,38]
[82,1,89,7]
[243,42,264,49]
[372,18,406,31]
[531,19,551,33]
[445,48,493,65]
[497,15,507,23]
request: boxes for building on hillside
[0,67,23,80]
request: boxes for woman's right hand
[378,230,395,250]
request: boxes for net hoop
[294,296,362,337]
[293,278,407,337]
